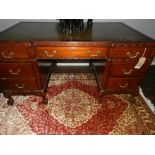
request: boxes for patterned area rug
[0,73,155,135]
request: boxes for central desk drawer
[0,63,35,78]
[36,47,107,59]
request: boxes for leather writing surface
[0,22,154,42]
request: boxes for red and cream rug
[0,73,155,135]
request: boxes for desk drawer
[1,78,38,90]
[108,47,153,58]
[36,47,107,59]
[105,78,140,90]
[0,46,29,60]
[109,60,151,77]
[0,62,35,78]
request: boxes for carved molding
[33,41,110,47]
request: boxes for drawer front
[108,47,153,58]
[0,46,29,60]
[0,63,35,78]
[1,79,38,90]
[109,59,151,77]
[36,47,107,59]
[105,78,140,90]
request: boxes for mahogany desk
[0,22,155,105]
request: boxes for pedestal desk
[0,22,155,105]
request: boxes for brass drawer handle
[9,69,21,75]
[15,83,25,89]
[88,50,100,56]
[127,52,140,58]
[122,69,133,75]
[87,50,91,54]
[1,51,15,59]
[44,50,56,57]
[91,54,98,57]
[119,83,128,88]
[96,50,101,54]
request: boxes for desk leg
[130,94,136,105]
[4,94,14,106]
[130,91,139,105]
[41,93,48,105]
[129,89,139,105]
[97,89,106,104]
